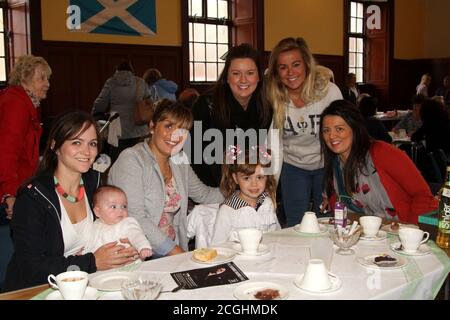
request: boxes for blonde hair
[266,37,331,129]
[8,54,51,86]
[220,149,277,207]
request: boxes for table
[2,217,448,300]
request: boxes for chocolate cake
[254,289,280,300]
[373,254,398,267]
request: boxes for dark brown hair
[92,185,126,206]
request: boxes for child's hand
[139,248,152,260]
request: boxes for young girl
[210,146,281,245]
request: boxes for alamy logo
[366,5,381,30]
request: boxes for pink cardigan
[330,141,438,223]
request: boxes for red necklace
[54,176,85,203]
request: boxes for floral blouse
[158,177,182,241]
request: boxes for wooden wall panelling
[314,54,345,90]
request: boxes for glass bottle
[436,166,450,249]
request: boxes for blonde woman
[266,37,342,227]
[416,73,431,97]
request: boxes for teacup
[398,227,430,253]
[359,216,382,238]
[47,271,89,300]
[299,211,320,233]
[300,259,332,291]
[237,228,262,254]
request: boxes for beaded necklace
[54,176,85,203]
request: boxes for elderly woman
[3,111,137,292]
[0,55,51,289]
[109,99,224,257]
[190,43,272,187]
[320,100,437,224]
[265,37,342,227]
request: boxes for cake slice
[193,248,218,262]
[373,254,398,267]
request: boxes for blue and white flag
[68,0,156,36]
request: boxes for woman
[191,43,272,187]
[0,55,51,289]
[416,73,431,97]
[320,100,437,224]
[3,112,137,292]
[265,37,342,227]
[92,60,149,163]
[143,68,178,102]
[108,100,224,257]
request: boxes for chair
[426,149,449,184]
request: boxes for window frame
[0,3,9,85]
[346,0,366,84]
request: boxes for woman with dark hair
[3,111,137,292]
[190,43,272,187]
[358,96,392,143]
[320,100,437,224]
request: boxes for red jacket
[0,86,42,198]
[330,141,438,223]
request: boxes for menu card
[170,262,248,289]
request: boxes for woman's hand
[5,196,15,220]
[94,239,138,270]
[168,245,184,256]
[320,198,330,214]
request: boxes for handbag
[134,77,154,125]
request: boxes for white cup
[299,211,320,233]
[237,228,262,254]
[300,259,332,291]
[310,237,334,270]
[47,271,89,300]
[359,216,382,238]
[398,227,430,253]
[398,129,406,138]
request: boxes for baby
[83,185,152,260]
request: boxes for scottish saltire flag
[69,0,156,36]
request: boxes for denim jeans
[280,162,324,227]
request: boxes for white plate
[356,254,407,270]
[89,271,135,291]
[360,230,387,241]
[232,243,270,256]
[45,286,99,300]
[293,224,328,236]
[294,273,342,294]
[390,241,432,256]
[191,247,237,264]
[233,281,289,300]
[380,223,419,235]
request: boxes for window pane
[356,68,363,83]
[217,25,228,43]
[193,23,205,42]
[0,9,3,32]
[349,67,356,76]
[356,18,363,34]
[206,63,217,81]
[207,0,218,18]
[357,53,363,68]
[350,18,356,33]
[188,23,193,41]
[194,63,206,81]
[218,0,228,19]
[206,44,217,62]
[349,53,355,68]
[349,37,356,52]
[191,0,202,17]
[357,38,364,53]
[206,24,217,43]
[218,63,225,76]
[194,43,205,61]
[0,58,6,82]
[351,2,356,17]
[218,44,228,60]
[190,63,194,82]
[357,3,364,18]
[189,43,193,61]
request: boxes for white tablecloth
[87,227,449,300]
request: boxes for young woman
[108,100,224,257]
[265,37,342,227]
[320,100,437,223]
[3,111,137,292]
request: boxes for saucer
[381,223,419,235]
[356,254,407,270]
[390,241,432,256]
[293,224,328,236]
[232,243,270,256]
[89,271,135,291]
[233,281,289,300]
[191,247,236,264]
[360,230,387,241]
[294,273,342,294]
[45,286,99,300]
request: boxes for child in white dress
[210,146,281,245]
[83,185,152,260]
